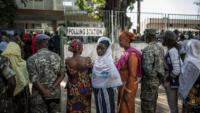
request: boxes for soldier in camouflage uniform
[27,34,65,113]
[140,29,165,113]
[0,55,16,113]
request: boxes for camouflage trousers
[30,95,60,113]
[0,93,14,113]
[0,88,29,113]
[13,86,29,113]
[140,77,160,113]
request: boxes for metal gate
[59,10,200,112]
[62,10,130,42]
[167,14,200,32]
[59,10,200,60]
[59,10,131,61]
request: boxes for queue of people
[65,29,200,113]
[0,29,200,113]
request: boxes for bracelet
[124,87,132,93]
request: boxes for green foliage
[76,0,106,11]
[76,0,137,19]
[76,0,106,19]
[0,0,17,27]
[76,0,137,31]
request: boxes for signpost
[63,0,73,15]
[66,27,105,36]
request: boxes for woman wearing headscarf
[162,31,181,113]
[92,37,122,113]
[65,39,93,113]
[1,42,29,113]
[179,39,200,113]
[116,31,142,113]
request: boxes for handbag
[170,76,179,88]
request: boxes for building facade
[15,0,79,33]
[144,17,200,33]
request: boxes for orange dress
[118,53,138,113]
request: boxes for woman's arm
[169,48,181,77]
[126,53,138,93]
[86,57,93,74]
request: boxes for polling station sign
[66,27,105,36]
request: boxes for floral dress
[66,65,92,113]
[184,76,200,113]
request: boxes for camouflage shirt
[142,42,165,81]
[27,48,64,98]
[0,55,15,95]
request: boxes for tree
[0,0,17,27]
[76,0,136,11]
[76,0,136,36]
[76,0,106,19]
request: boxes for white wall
[64,43,148,61]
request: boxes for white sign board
[63,1,73,6]
[67,27,105,36]
[6,30,14,36]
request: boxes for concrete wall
[64,43,148,61]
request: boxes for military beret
[0,41,8,51]
[36,34,50,40]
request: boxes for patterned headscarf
[68,39,83,53]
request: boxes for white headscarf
[185,39,200,69]
[179,39,200,99]
[92,37,122,88]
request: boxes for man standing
[27,34,65,113]
[140,29,165,113]
[0,55,16,113]
[48,31,60,55]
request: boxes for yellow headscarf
[2,42,29,96]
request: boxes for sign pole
[111,10,114,43]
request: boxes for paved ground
[61,80,182,113]
[134,85,182,113]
